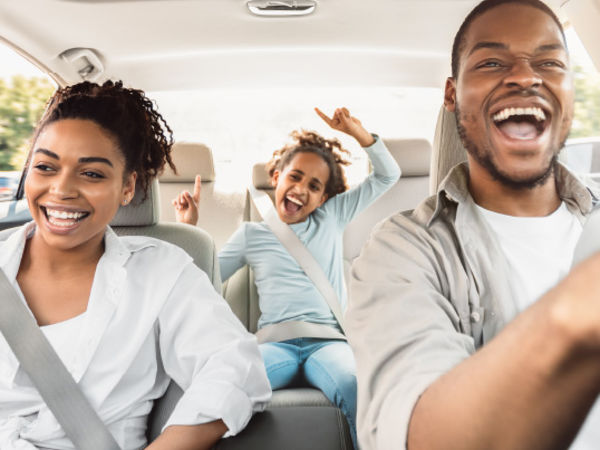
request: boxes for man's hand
[315,107,375,147]
[548,251,600,348]
[172,175,201,226]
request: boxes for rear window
[149,86,442,190]
[561,27,600,182]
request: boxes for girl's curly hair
[30,80,175,197]
[266,130,351,199]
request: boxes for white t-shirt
[476,201,600,449]
[476,202,582,311]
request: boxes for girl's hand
[315,107,375,147]
[172,175,201,225]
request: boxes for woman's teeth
[44,207,88,227]
[46,209,87,220]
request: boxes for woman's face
[25,118,136,252]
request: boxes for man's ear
[271,170,279,187]
[444,77,457,112]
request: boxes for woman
[0,80,271,450]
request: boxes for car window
[149,87,442,190]
[562,27,600,182]
[0,42,56,201]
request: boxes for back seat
[225,138,432,400]
[223,165,336,408]
[343,138,431,276]
[159,142,245,250]
[157,146,352,447]
[113,179,353,448]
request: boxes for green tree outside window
[0,75,55,170]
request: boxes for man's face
[445,3,574,189]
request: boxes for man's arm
[348,214,600,450]
[409,261,600,450]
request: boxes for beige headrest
[111,178,160,227]
[253,163,273,190]
[382,138,431,177]
[159,142,216,182]
[430,105,468,194]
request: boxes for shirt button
[470,311,481,323]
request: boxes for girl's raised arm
[315,107,375,148]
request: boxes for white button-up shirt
[0,223,271,450]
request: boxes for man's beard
[454,105,563,190]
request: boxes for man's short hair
[451,0,566,79]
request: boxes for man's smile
[485,97,554,152]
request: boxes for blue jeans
[260,338,358,449]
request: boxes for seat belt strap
[255,321,346,344]
[0,268,121,450]
[248,186,346,332]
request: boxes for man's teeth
[46,209,86,220]
[492,107,546,122]
[286,196,303,206]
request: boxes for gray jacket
[347,162,597,450]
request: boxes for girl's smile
[271,151,330,224]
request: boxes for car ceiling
[0,0,569,91]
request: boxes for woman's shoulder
[110,231,194,266]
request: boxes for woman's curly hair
[266,130,351,199]
[30,80,175,197]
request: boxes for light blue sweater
[219,137,401,330]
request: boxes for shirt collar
[0,222,35,281]
[0,223,155,282]
[428,161,596,226]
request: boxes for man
[347,0,600,449]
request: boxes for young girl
[0,81,271,450]
[174,107,401,448]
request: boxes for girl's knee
[336,371,357,392]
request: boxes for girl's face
[271,151,330,224]
[25,119,136,252]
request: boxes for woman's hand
[146,420,228,450]
[315,107,375,147]
[172,175,201,225]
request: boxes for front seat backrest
[430,105,468,194]
[343,138,431,268]
[158,143,216,232]
[221,162,273,332]
[157,142,245,251]
[111,179,221,443]
[111,178,221,292]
